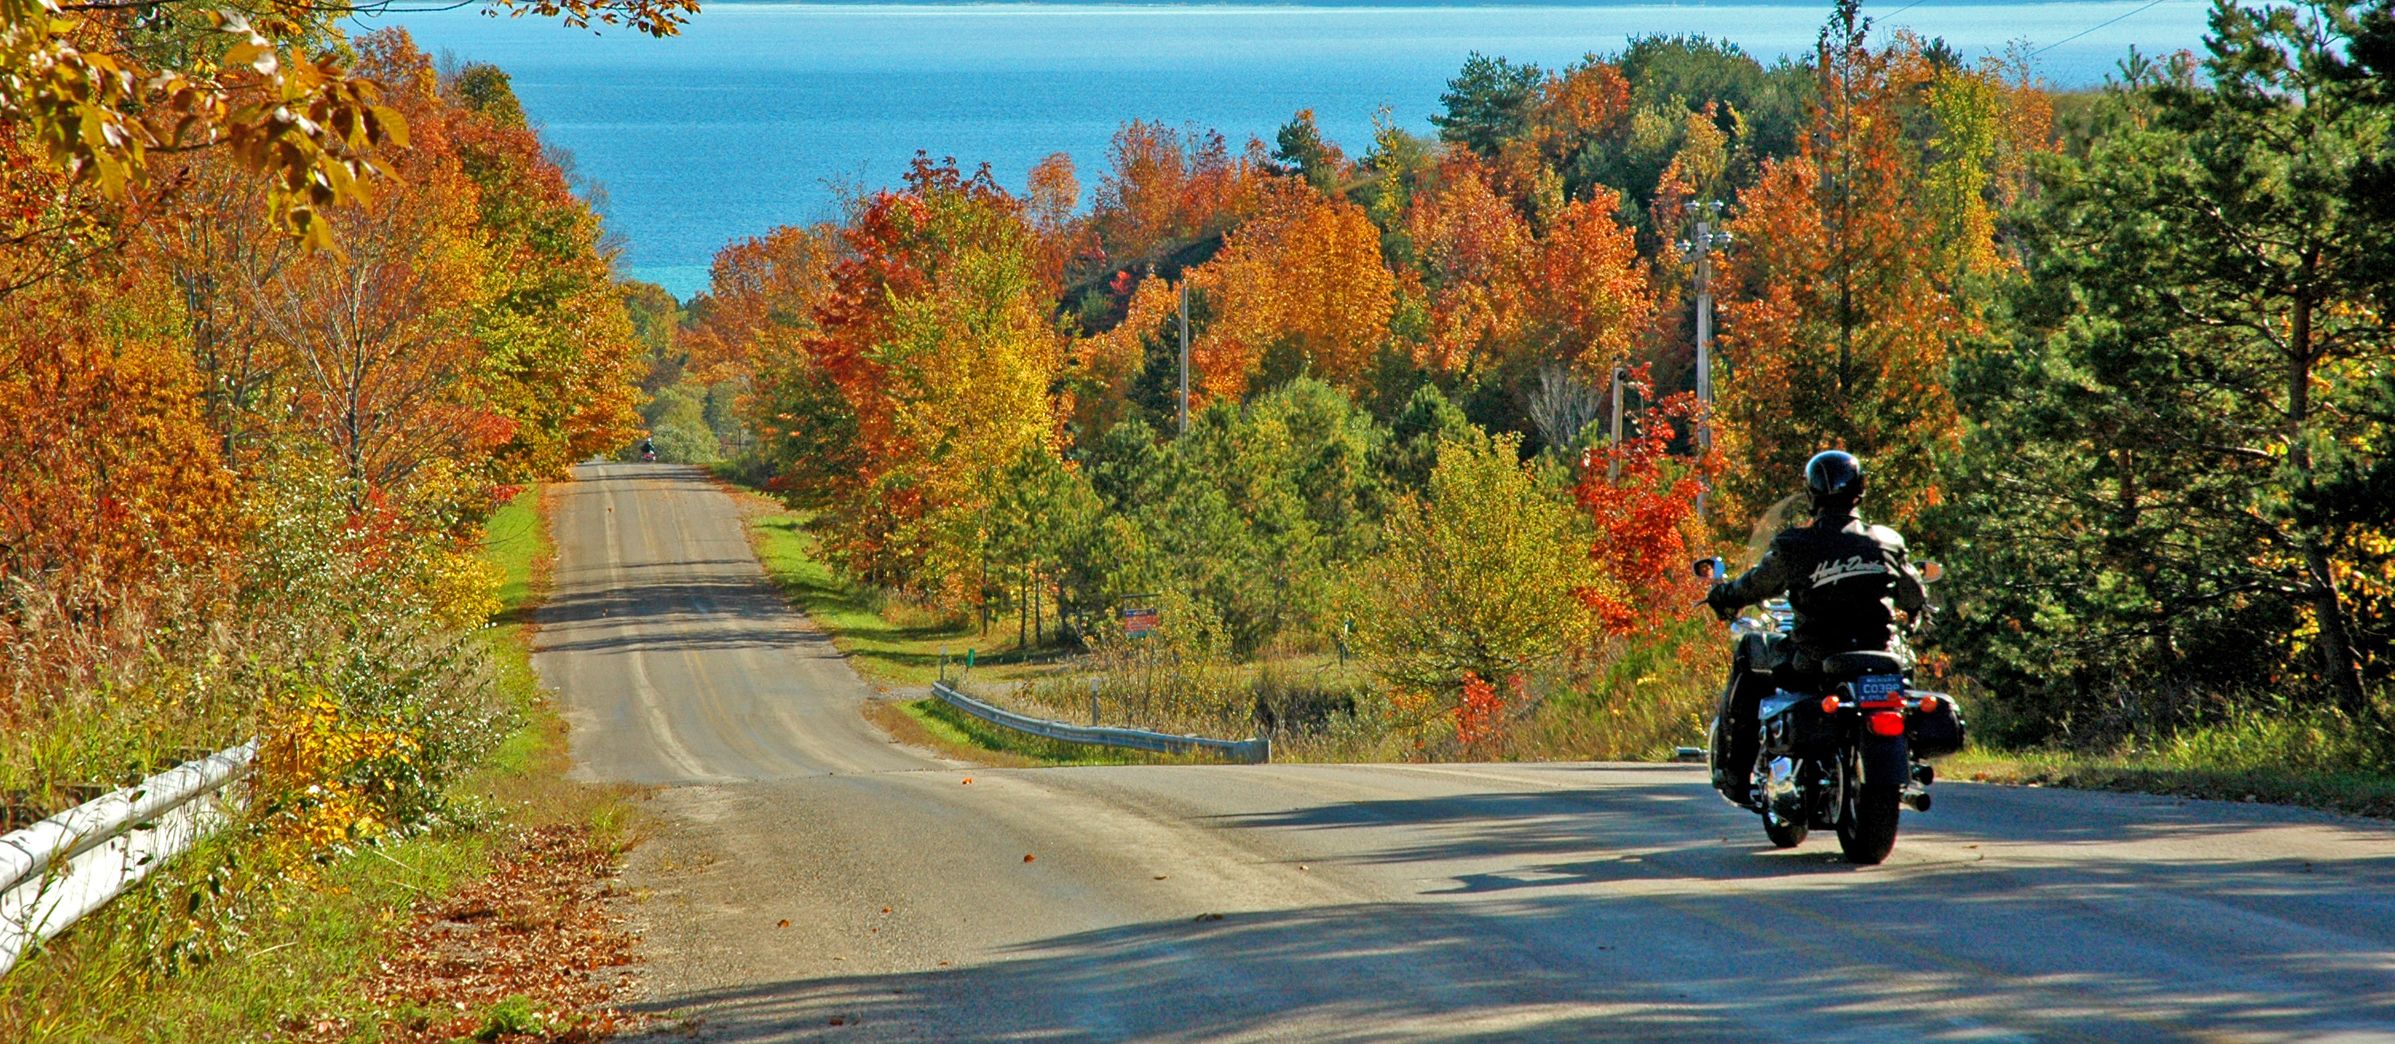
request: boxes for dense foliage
[1,23,644,891]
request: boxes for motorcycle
[642,450,657,462]
[1693,556,1965,864]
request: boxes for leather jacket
[1707,510,1928,667]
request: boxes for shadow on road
[626,775,2395,1040]
[629,879,2395,1040]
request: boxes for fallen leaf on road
[830,1017,846,1026]
[1297,865,1308,871]
[962,778,973,785]
[881,907,892,914]
[778,919,791,928]
[1194,913,1224,922]
[1153,875,1167,880]
[1023,854,1036,863]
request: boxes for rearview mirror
[1691,556,1725,581]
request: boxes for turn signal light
[1820,695,1843,714]
[1867,711,1906,737]
[1917,696,1941,714]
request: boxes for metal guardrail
[931,682,1269,764]
[0,740,257,976]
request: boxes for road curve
[541,463,2395,1041]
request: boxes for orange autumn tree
[1090,121,1266,268]
[240,32,506,506]
[1713,2,1973,527]
[1402,152,1534,380]
[1186,184,1395,402]
[1023,151,1098,287]
[763,156,1064,601]
[1064,270,1176,435]
[688,223,840,383]
[0,279,240,604]
[1493,59,1634,214]
[1524,189,1654,379]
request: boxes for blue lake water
[363,1,2213,298]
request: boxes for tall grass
[957,613,1729,766]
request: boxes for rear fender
[1859,731,1909,786]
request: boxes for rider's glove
[1705,584,1737,622]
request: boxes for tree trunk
[2304,546,2371,718]
[2285,294,2370,717]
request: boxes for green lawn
[483,484,553,623]
[743,503,1069,690]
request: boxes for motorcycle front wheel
[1764,816,1808,848]
[1837,782,1901,864]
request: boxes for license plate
[1855,674,1904,701]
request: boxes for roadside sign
[1122,606,1159,639]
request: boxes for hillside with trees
[672,0,2394,765]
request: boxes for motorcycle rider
[1703,450,1929,806]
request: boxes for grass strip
[1948,750,2395,820]
[736,494,1066,689]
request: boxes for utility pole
[1608,365,1628,483]
[1177,281,1190,436]
[1680,200,1731,515]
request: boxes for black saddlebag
[1906,692,1967,758]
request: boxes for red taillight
[1820,695,1842,714]
[1867,711,1906,737]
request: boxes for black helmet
[1805,450,1865,512]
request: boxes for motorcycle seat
[1823,650,1906,677]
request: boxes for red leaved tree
[1575,374,1716,637]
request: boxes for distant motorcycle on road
[1695,555,1965,864]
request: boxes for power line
[2031,0,2183,57]
[1877,0,1934,21]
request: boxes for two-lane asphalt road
[538,463,2395,1041]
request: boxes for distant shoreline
[683,0,2126,7]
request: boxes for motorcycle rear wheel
[1838,782,1901,864]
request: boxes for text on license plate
[1856,674,1904,700]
